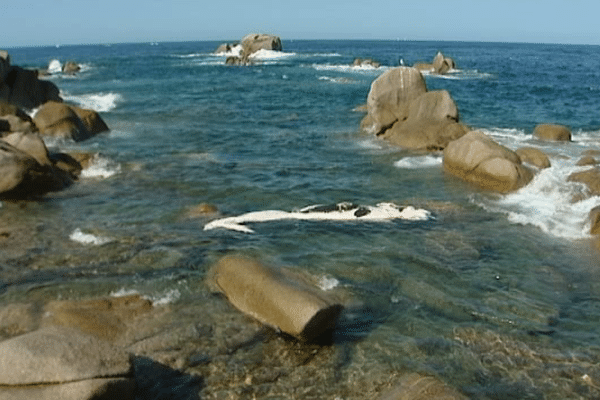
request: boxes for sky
[4,0,600,47]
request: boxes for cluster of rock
[352,58,381,68]
[216,33,282,66]
[0,50,109,199]
[414,51,456,75]
[360,66,469,151]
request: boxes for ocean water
[3,40,600,398]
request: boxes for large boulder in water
[241,33,282,56]
[33,101,109,141]
[209,256,343,342]
[432,51,456,74]
[361,66,468,151]
[443,131,534,192]
[379,90,469,151]
[361,66,427,135]
[515,147,551,169]
[533,123,571,142]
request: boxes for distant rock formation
[352,58,380,68]
[360,66,468,151]
[414,51,456,75]
[217,33,282,66]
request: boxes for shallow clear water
[3,40,600,398]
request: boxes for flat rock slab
[0,377,134,400]
[211,256,343,341]
[0,326,132,385]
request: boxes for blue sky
[4,0,600,47]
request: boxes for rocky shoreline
[2,39,600,400]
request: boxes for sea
[3,40,600,398]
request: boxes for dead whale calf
[203,202,431,233]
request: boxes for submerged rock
[378,372,468,400]
[209,256,343,341]
[568,167,600,195]
[443,131,533,193]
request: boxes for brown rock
[2,132,52,166]
[443,131,534,192]
[0,326,132,385]
[568,167,600,195]
[432,51,456,74]
[378,373,468,400]
[42,295,153,341]
[241,33,282,56]
[0,377,135,400]
[515,147,551,169]
[71,105,109,135]
[361,66,427,135]
[576,155,597,166]
[33,102,108,141]
[210,256,343,341]
[49,152,83,178]
[533,124,571,142]
[381,90,468,151]
[589,206,600,235]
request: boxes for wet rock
[589,206,600,235]
[568,167,600,195]
[516,147,551,169]
[443,131,534,193]
[0,100,35,133]
[62,61,81,75]
[576,155,598,166]
[1,66,61,110]
[42,295,153,341]
[352,58,381,68]
[214,43,238,54]
[361,66,427,135]
[209,256,344,341]
[0,326,134,400]
[49,152,83,178]
[380,90,469,151]
[533,123,571,142]
[33,101,108,141]
[241,33,282,56]
[432,51,456,75]
[378,372,468,400]
[2,131,52,166]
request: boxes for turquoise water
[3,40,600,398]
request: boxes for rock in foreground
[443,131,533,192]
[0,326,134,400]
[210,256,343,341]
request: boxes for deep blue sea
[3,40,600,398]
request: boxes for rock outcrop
[443,131,534,192]
[515,147,551,169]
[210,256,343,342]
[1,64,61,110]
[533,123,571,142]
[414,51,456,75]
[0,326,135,400]
[352,58,380,68]
[361,66,468,151]
[33,101,109,142]
[568,167,600,195]
[218,33,282,65]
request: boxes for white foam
[249,49,296,60]
[110,288,140,297]
[394,155,442,169]
[204,202,431,233]
[81,155,121,179]
[318,76,357,84]
[48,59,62,74]
[474,159,600,239]
[318,276,340,291]
[62,92,122,112]
[69,228,112,245]
[312,63,387,74]
[215,44,243,57]
[151,288,181,305]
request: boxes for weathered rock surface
[533,123,571,142]
[361,66,468,151]
[515,147,551,169]
[576,155,598,166]
[568,167,600,195]
[378,373,468,400]
[443,131,534,192]
[0,326,134,400]
[432,51,456,74]
[2,132,52,166]
[33,101,109,141]
[241,33,282,56]
[210,256,343,341]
